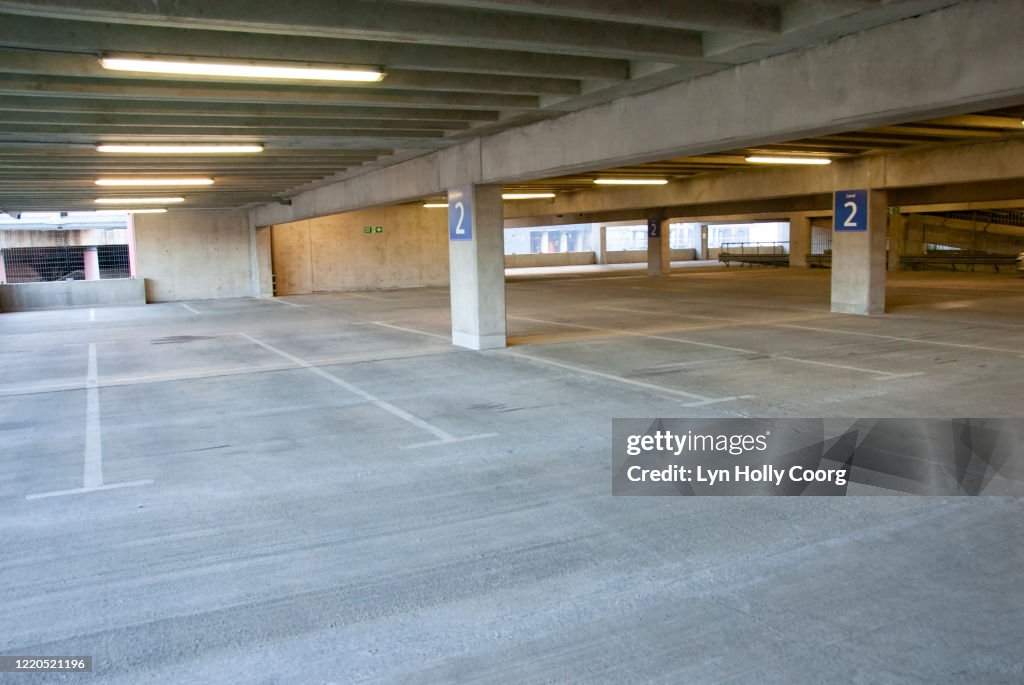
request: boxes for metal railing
[719,241,789,255]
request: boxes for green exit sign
[363,226,373,233]
[364,225,384,234]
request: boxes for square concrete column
[887,213,907,272]
[448,184,507,350]
[126,215,138,278]
[788,215,811,268]
[831,189,887,315]
[647,218,671,276]
[83,246,100,281]
[596,225,607,264]
[0,249,7,284]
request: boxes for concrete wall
[271,204,448,294]
[0,278,145,312]
[133,210,253,302]
[505,252,596,268]
[602,248,697,265]
[0,229,128,248]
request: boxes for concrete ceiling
[0,0,971,213]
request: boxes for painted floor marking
[770,322,1024,355]
[268,298,305,308]
[181,303,200,314]
[505,349,747,407]
[238,333,494,449]
[512,314,921,380]
[26,343,153,500]
[369,321,449,340]
[88,308,96,322]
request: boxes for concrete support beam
[789,215,811,268]
[646,218,671,276]
[448,185,506,350]
[831,190,887,315]
[125,216,137,278]
[248,217,274,298]
[82,246,99,281]
[887,213,907,272]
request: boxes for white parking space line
[181,303,200,314]
[511,315,753,353]
[505,349,748,407]
[770,322,1024,355]
[369,321,450,340]
[88,308,96,322]
[83,343,102,489]
[267,298,306,308]
[512,314,920,380]
[27,480,155,501]
[26,343,153,500]
[237,333,495,449]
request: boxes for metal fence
[719,241,789,255]
[1,245,130,283]
[810,226,833,255]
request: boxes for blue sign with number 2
[834,189,867,231]
[448,186,473,241]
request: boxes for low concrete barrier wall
[0,278,146,312]
[604,249,648,264]
[505,252,597,268]
[604,248,698,264]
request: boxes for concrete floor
[2,267,1022,683]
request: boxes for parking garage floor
[2,268,1023,683]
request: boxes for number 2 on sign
[842,201,858,228]
[454,201,466,235]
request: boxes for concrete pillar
[126,215,138,278]
[788,215,811,268]
[248,216,274,298]
[0,249,6,284]
[699,224,709,260]
[83,246,100,280]
[831,189,887,315]
[448,184,506,350]
[647,218,671,276]
[597,225,607,264]
[887,213,907,272]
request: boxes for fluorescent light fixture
[100,56,385,82]
[423,203,449,208]
[92,208,168,214]
[502,193,556,200]
[95,197,185,204]
[593,178,668,185]
[95,178,214,187]
[745,156,832,165]
[97,144,263,154]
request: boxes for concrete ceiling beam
[396,0,781,35]
[0,97,502,122]
[0,74,541,111]
[0,12,630,80]
[0,1,707,62]
[0,48,580,97]
[0,112,473,131]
